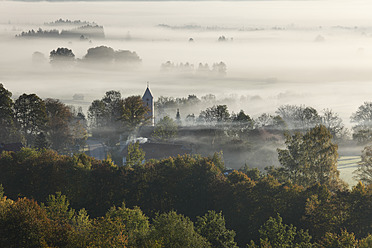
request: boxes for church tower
[142,83,154,126]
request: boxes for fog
[1,0,372,128]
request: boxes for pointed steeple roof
[143,82,153,98]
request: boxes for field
[338,156,360,187]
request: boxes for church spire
[142,83,154,126]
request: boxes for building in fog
[142,84,155,126]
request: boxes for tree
[351,102,372,144]
[248,214,313,248]
[88,99,107,129]
[354,146,372,185]
[50,47,75,64]
[106,203,150,248]
[0,184,4,198]
[87,217,128,248]
[101,90,123,128]
[150,211,211,248]
[34,132,50,149]
[43,192,75,223]
[351,102,372,125]
[126,141,145,166]
[152,116,178,141]
[88,91,124,143]
[83,46,141,65]
[115,50,141,64]
[14,93,48,146]
[199,105,230,124]
[0,198,57,248]
[276,125,342,189]
[70,120,88,150]
[317,229,358,248]
[255,113,274,128]
[0,84,19,143]
[212,62,227,76]
[232,110,254,132]
[84,46,115,63]
[276,105,320,130]
[45,98,73,151]
[321,109,346,140]
[121,96,149,131]
[195,210,238,248]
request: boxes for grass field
[338,156,360,188]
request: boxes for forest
[0,148,371,247]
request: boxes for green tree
[121,95,149,131]
[34,132,50,149]
[276,125,342,189]
[0,184,4,198]
[0,197,56,248]
[50,47,75,65]
[43,192,75,223]
[126,141,145,166]
[88,91,124,144]
[351,102,372,144]
[45,98,73,152]
[86,217,128,248]
[276,105,320,130]
[321,108,346,140]
[195,210,238,248]
[106,203,150,247]
[0,84,20,143]
[317,229,358,248]
[14,93,48,146]
[152,116,178,141]
[240,165,262,181]
[84,46,115,63]
[345,182,372,238]
[68,209,92,248]
[248,214,313,248]
[359,235,372,248]
[199,105,230,124]
[88,99,107,130]
[70,119,88,150]
[150,211,211,248]
[354,146,372,185]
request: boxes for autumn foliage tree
[276,125,343,190]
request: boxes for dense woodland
[0,149,371,247]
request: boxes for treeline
[0,148,371,247]
[16,24,105,39]
[35,46,141,67]
[157,94,372,143]
[44,18,95,26]
[0,84,87,153]
[161,61,227,76]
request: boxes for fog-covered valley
[1,0,372,129]
[2,2,372,246]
